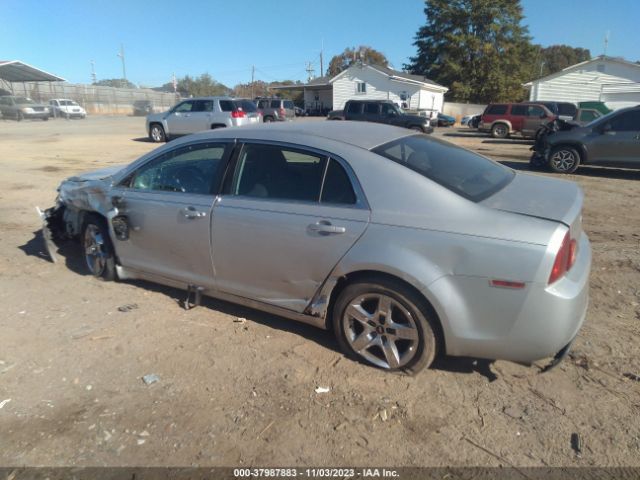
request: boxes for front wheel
[149,123,166,142]
[333,278,438,373]
[549,146,580,174]
[491,123,508,139]
[410,125,424,132]
[82,215,116,281]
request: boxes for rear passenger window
[219,100,234,112]
[527,106,545,117]
[486,105,507,115]
[270,100,281,108]
[321,159,356,205]
[230,144,327,202]
[193,100,213,112]
[347,102,362,114]
[365,103,379,114]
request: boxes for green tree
[95,78,136,89]
[327,46,389,77]
[405,0,536,103]
[175,73,229,97]
[534,45,591,78]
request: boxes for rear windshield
[234,99,257,112]
[372,135,514,202]
[219,100,235,112]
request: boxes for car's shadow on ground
[19,231,503,382]
[442,130,487,139]
[498,159,640,180]
[131,137,153,143]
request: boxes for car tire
[81,214,116,281]
[549,145,581,174]
[491,123,509,139]
[410,125,424,132]
[43,116,48,121]
[263,116,274,123]
[149,123,166,142]
[16,111,23,122]
[332,278,439,374]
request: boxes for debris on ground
[568,352,590,370]
[571,432,582,456]
[0,399,11,409]
[142,374,160,385]
[118,303,138,313]
[234,317,247,324]
[314,386,330,394]
[623,372,640,382]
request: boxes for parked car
[531,105,640,173]
[0,96,49,121]
[43,121,590,373]
[294,106,306,117]
[133,100,153,116]
[460,114,474,126]
[255,97,295,122]
[521,101,577,121]
[327,100,433,133]
[437,113,455,127]
[468,114,481,129]
[48,99,86,119]
[572,108,603,126]
[578,101,612,116]
[480,103,555,139]
[146,97,261,142]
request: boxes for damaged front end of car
[530,118,580,169]
[38,165,126,263]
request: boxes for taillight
[549,232,577,284]
[231,109,246,118]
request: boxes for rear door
[112,141,231,288]
[345,101,364,121]
[509,104,526,133]
[211,142,369,312]
[363,102,381,123]
[187,99,214,132]
[521,105,547,137]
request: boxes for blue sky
[2,0,639,88]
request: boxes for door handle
[308,221,346,235]
[181,206,207,219]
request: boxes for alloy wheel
[551,149,577,172]
[342,293,420,369]
[83,224,107,276]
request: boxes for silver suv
[146,97,261,142]
[256,98,295,122]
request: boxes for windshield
[60,100,78,106]
[372,134,514,202]
[15,97,34,104]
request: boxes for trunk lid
[481,172,583,234]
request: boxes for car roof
[180,120,414,151]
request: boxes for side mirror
[539,113,547,119]
[601,123,612,134]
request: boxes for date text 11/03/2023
[233,468,399,478]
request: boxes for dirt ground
[0,116,638,468]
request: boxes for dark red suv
[479,103,556,139]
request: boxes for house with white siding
[524,55,640,110]
[271,63,448,114]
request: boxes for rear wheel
[263,116,274,123]
[16,111,23,121]
[149,123,166,142]
[549,146,580,174]
[82,215,116,281]
[491,123,508,139]
[333,278,438,373]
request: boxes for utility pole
[604,31,610,56]
[117,44,127,85]
[250,65,255,98]
[305,62,315,82]
[320,39,324,77]
[539,61,545,77]
[90,60,97,84]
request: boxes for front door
[112,141,230,288]
[211,142,370,312]
[588,109,640,165]
[165,100,195,136]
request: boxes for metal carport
[0,60,65,94]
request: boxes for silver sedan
[44,121,591,373]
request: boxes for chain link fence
[8,81,179,115]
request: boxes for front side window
[579,110,598,122]
[230,144,326,202]
[356,82,367,93]
[130,143,225,195]
[173,101,193,113]
[372,135,514,202]
[527,106,545,117]
[608,110,640,131]
[510,105,527,116]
